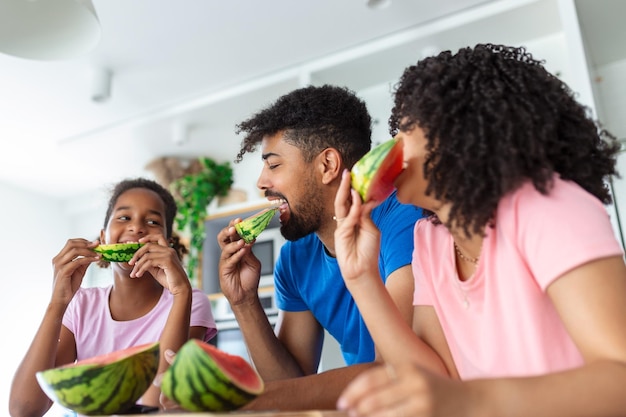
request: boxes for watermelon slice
[351,138,403,202]
[36,342,160,416]
[234,207,278,244]
[160,339,264,411]
[93,242,144,262]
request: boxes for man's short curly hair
[390,43,620,236]
[235,84,372,168]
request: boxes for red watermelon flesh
[160,338,264,412]
[200,342,263,392]
[36,342,160,416]
[351,138,404,202]
[70,342,156,367]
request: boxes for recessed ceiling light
[367,0,392,10]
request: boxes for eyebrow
[261,152,279,160]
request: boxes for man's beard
[280,177,324,241]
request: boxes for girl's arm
[142,283,192,407]
[131,235,194,407]
[10,239,97,417]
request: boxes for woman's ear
[317,148,343,185]
[99,230,106,244]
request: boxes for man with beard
[216,84,423,409]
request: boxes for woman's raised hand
[333,169,381,284]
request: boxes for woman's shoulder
[502,175,605,217]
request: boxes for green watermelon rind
[234,208,278,244]
[36,342,160,416]
[93,242,145,262]
[160,339,264,412]
[351,138,402,202]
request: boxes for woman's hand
[337,362,467,417]
[333,169,382,284]
[216,220,262,306]
[51,238,100,305]
[131,234,191,295]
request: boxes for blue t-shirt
[274,191,423,365]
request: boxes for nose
[256,165,271,192]
[128,219,147,236]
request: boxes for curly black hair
[390,43,620,237]
[235,84,372,168]
[98,177,188,268]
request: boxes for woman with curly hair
[333,44,626,416]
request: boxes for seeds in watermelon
[234,207,278,244]
[93,242,144,262]
[160,339,264,412]
[351,138,404,203]
[36,341,160,416]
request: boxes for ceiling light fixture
[172,122,190,146]
[366,0,392,10]
[91,67,112,103]
[0,0,101,61]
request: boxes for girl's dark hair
[390,43,620,236]
[98,177,188,267]
[235,84,372,168]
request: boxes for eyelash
[117,216,161,226]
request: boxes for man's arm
[242,265,416,410]
[242,362,377,410]
[233,300,324,381]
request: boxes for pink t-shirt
[63,286,216,361]
[413,176,623,379]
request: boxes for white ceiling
[0,0,620,202]
[0,0,503,200]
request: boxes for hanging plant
[170,157,234,285]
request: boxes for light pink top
[413,176,623,379]
[63,286,216,361]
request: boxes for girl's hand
[216,220,262,306]
[131,234,191,295]
[333,169,382,284]
[51,238,100,305]
[337,363,468,417]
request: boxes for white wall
[0,183,69,416]
[596,58,626,248]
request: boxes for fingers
[337,365,411,417]
[53,238,100,268]
[164,349,176,364]
[334,169,352,221]
[128,241,182,278]
[217,219,244,249]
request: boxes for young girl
[9,178,216,417]
[333,44,626,416]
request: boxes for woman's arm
[339,255,626,417]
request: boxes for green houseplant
[170,157,234,285]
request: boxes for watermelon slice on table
[351,138,403,203]
[161,339,264,412]
[36,342,160,416]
